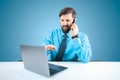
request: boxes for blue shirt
[44,28,92,63]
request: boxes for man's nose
[63,21,67,25]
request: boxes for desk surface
[0,62,120,80]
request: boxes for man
[44,7,92,63]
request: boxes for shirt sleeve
[44,31,54,61]
[72,33,92,63]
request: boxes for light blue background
[0,0,120,61]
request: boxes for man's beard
[61,24,72,33]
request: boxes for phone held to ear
[72,19,75,24]
[71,19,75,30]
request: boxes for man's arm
[44,32,56,61]
[71,23,92,63]
[73,34,92,63]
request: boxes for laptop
[20,45,67,77]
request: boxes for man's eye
[66,20,70,22]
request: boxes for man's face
[60,14,74,33]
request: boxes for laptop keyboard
[48,63,67,76]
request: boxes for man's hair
[59,7,76,19]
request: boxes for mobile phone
[71,19,75,30]
[72,19,75,24]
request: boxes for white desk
[0,62,120,80]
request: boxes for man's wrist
[72,34,78,39]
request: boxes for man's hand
[71,23,79,37]
[45,45,56,50]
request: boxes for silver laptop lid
[20,45,50,77]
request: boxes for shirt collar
[60,28,71,39]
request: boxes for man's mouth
[63,26,68,29]
[63,25,69,28]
